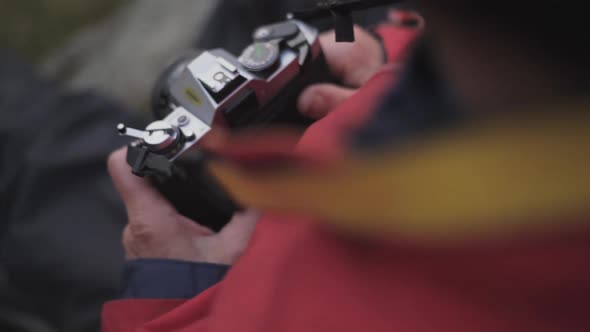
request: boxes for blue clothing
[120,260,229,299]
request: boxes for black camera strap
[289,0,402,42]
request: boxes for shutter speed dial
[238,41,280,72]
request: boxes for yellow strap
[210,111,590,239]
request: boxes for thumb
[107,147,176,218]
[298,83,356,119]
[219,210,260,243]
[216,210,261,263]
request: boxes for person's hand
[106,27,386,265]
[108,148,260,264]
[297,25,385,119]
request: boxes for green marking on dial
[239,41,279,72]
[255,44,264,57]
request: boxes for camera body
[118,19,334,231]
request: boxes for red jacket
[103,23,590,332]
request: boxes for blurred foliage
[0,0,123,61]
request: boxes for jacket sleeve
[102,285,219,332]
[120,259,229,300]
[101,260,228,332]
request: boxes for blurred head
[408,1,588,111]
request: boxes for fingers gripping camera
[117,19,333,231]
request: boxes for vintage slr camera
[118,19,334,231]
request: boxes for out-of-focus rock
[42,0,219,111]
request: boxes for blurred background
[0,0,123,61]
[1,0,220,112]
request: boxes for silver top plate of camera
[119,19,320,161]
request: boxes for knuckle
[303,85,322,99]
[127,221,159,248]
[122,227,134,251]
[311,84,335,99]
[123,214,173,258]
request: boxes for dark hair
[421,1,589,91]
[428,2,587,64]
